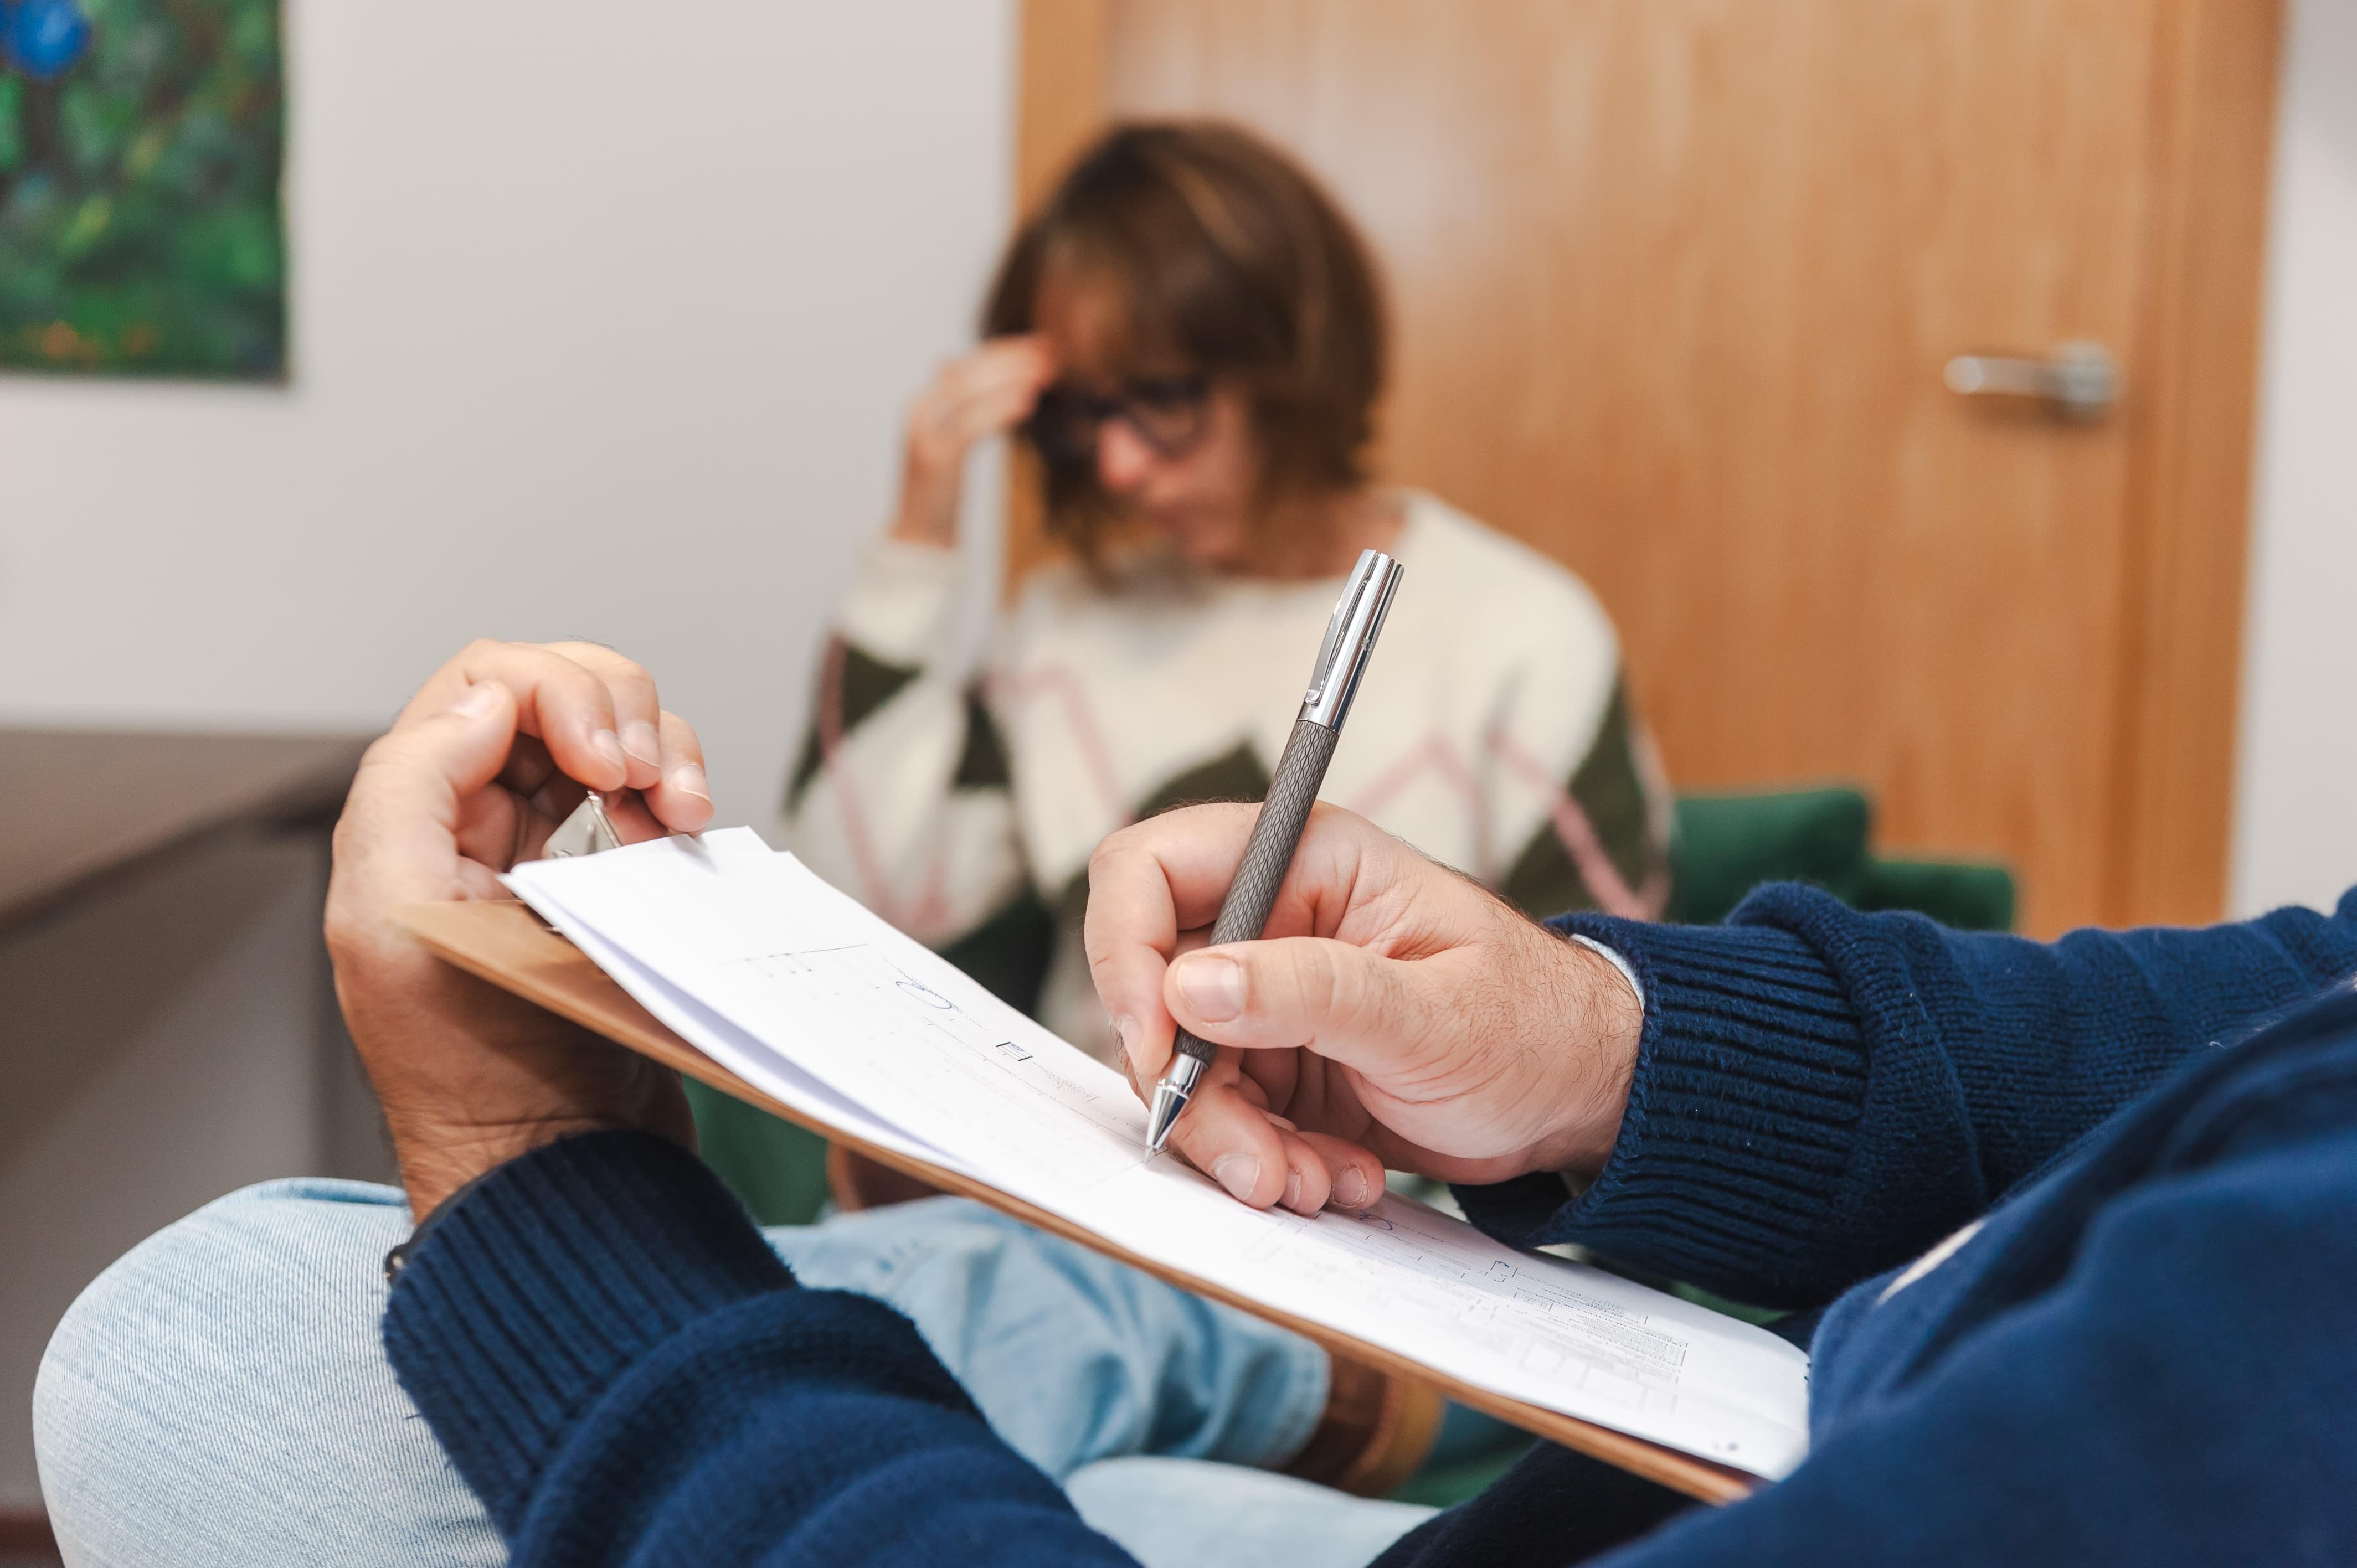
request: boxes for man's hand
[325,639,716,1216]
[1086,804,1643,1214]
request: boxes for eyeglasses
[1022,373,1213,468]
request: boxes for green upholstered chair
[683,1081,832,1228]
[1667,786,2014,931]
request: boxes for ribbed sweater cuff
[1455,918,1870,1297]
[382,1131,793,1536]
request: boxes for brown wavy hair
[983,121,1387,564]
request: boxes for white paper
[554,912,949,1171]
[506,829,1810,1478]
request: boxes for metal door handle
[1943,341,2118,420]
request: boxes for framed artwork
[0,0,285,378]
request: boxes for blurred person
[785,122,1670,1066]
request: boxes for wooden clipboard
[391,899,1760,1504]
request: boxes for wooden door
[1015,0,2277,936]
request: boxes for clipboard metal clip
[544,792,623,859]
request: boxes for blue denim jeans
[34,1181,1435,1568]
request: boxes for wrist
[388,1113,631,1218]
[1530,930,1643,1178]
[887,511,958,549]
[892,463,963,547]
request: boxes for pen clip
[1299,549,1404,731]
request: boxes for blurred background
[0,0,2351,1550]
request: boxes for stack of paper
[502,828,1810,1482]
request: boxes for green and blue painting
[0,0,284,378]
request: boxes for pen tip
[1145,1082,1187,1153]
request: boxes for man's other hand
[325,640,716,1216]
[1086,804,1642,1214]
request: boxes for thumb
[334,682,518,910]
[1166,936,1433,1072]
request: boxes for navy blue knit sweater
[385,886,2357,1566]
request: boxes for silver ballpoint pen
[1145,548,1405,1153]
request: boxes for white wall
[0,0,1017,828]
[2231,0,2357,917]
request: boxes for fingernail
[670,762,711,802]
[448,684,502,720]
[1333,1169,1371,1209]
[1211,1154,1261,1204]
[1283,1169,1305,1212]
[620,720,661,768]
[589,728,628,776]
[1175,954,1244,1022]
[1113,1014,1140,1064]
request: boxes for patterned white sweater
[784,491,1670,1063]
